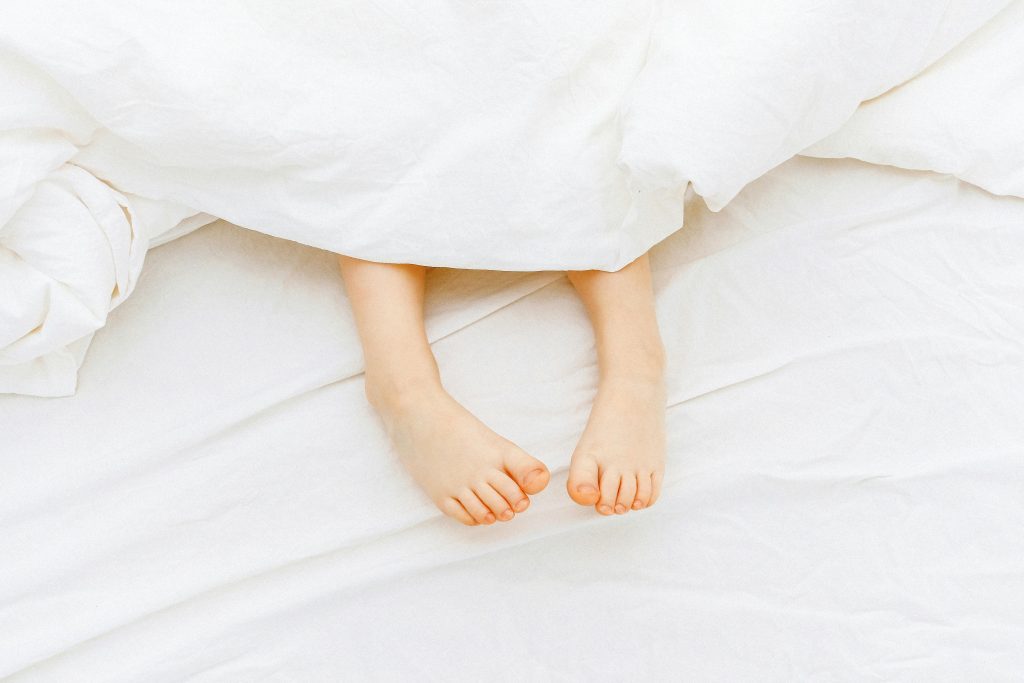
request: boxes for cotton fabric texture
[0,0,1021,392]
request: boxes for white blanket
[0,0,1011,269]
[805,0,1024,198]
[2,0,1021,396]
[2,157,1023,679]
[0,52,213,397]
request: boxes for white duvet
[2,0,1022,396]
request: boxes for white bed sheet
[2,157,1023,681]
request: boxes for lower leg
[567,252,666,382]
[337,255,550,526]
[566,252,667,514]
[337,256,439,411]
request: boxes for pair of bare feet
[367,367,666,526]
[339,252,667,526]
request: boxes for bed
[3,153,1024,680]
[3,1,1024,680]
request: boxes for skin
[338,253,666,525]
[565,256,667,515]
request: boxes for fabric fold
[0,51,212,397]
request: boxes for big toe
[566,454,600,506]
[504,448,549,495]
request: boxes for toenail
[499,510,513,521]
[578,485,597,495]
[614,505,626,514]
[598,505,612,515]
[524,469,544,486]
[484,513,495,523]
[633,501,644,509]
[514,499,529,512]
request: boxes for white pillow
[803,0,1024,199]
[619,0,1012,211]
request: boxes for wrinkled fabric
[1,157,1022,679]
[2,2,1023,678]
[622,0,1013,210]
[2,0,1018,397]
[0,53,213,396]
[0,0,1011,270]
[804,0,1024,199]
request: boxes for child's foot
[368,378,550,526]
[567,373,666,515]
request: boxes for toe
[488,473,530,513]
[503,447,549,495]
[567,453,601,506]
[596,470,620,516]
[474,483,514,522]
[441,497,476,526]
[615,474,637,514]
[460,490,496,524]
[647,471,664,508]
[633,471,653,509]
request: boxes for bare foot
[567,373,666,515]
[368,379,550,526]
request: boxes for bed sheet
[2,157,1023,681]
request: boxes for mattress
[2,156,1023,680]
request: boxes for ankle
[597,338,667,384]
[364,369,444,415]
